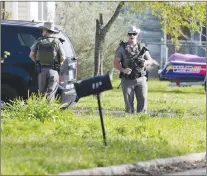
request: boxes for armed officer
[113,26,153,114]
[29,22,65,102]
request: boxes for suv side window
[2,26,42,61]
[1,26,27,59]
[2,25,76,61]
[18,33,37,47]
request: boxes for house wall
[3,2,56,22]
[46,2,55,22]
[27,2,38,21]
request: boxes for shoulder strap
[39,36,58,40]
[119,40,128,53]
[118,41,129,66]
[137,42,145,51]
[36,36,60,43]
[36,37,43,43]
[36,37,60,47]
[119,40,128,49]
[119,40,125,46]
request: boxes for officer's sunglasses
[128,33,137,36]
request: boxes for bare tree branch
[180,28,206,50]
[197,30,207,39]
[180,29,191,40]
[100,14,103,26]
[102,2,125,36]
[94,19,101,76]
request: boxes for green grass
[73,80,206,116]
[1,79,206,175]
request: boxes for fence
[139,39,206,78]
[145,41,206,68]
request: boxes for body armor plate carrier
[119,41,149,79]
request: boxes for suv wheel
[1,84,18,102]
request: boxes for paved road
[165,168,206,175]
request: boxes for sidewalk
[57,152,206,175]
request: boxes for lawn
[1,79,206,175]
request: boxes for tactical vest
[119,41,146,79]
[36,37,60,65]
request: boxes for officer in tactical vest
[29,22,65,102]
[113,26,153,114]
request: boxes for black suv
[1,20,78,103]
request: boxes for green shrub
[2,94,63,122]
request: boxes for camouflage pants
[38,67,59,102]
[121,76,148,113]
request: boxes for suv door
[1,26,42,93]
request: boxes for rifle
[130,46,149,68]
[117,46,149,89]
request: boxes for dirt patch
[125,160,206,175]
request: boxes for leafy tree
[1,9,11,20]
[129,2,206,47]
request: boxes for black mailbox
[74,73,112,99]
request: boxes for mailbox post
[74,73,113,146]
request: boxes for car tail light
[176,81,180,86]
[58,73,61,84]
[75,56,78,80]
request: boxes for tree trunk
[99,14,104,75]
[100,39,104,74]
[93,2,125,76]
[94,19,101,76]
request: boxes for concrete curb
[57,152,206,175]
